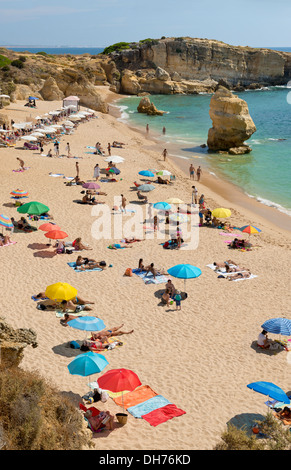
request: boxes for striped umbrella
[261,318,291,336]
[240,225,261,235]
[10,189,29,198]
[0,214,13,229]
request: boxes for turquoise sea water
[116,87,291,216]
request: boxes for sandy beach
[1,88,291,450]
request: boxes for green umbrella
[17,201,50,215]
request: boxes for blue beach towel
[127,395,171,419]
[67,262,102,272]
[132,269,169,285]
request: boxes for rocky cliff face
[106,38,291,95]
[207,86,256,153]
[0,316,37,368]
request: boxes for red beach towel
[141,404,186,426]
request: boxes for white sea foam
[116,105,130,122]
[246,193,291,217]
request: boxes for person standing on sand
[189,164,195,180]
[162,149,168,161]
[107,143,111,156]
[146,124,149,134]
[192,186,198,205]
[93,163,100,181]
[66,142,71,157]
[76,161,79,178]
[120,194,127,213]
[197,166,202,181]
[162,126,166,135]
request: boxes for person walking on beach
[162,126,166,135]
[189,164,195,180]
[120,194,127,213]
[192,186,198,205]
[162,148,168,161]
[197,166,202,181]
[93,163,100,181]
[54,141,59,157]
[76,161,79,178]
[146,124,149,134]
[107,143,111,156]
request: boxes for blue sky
[0,0,290,48]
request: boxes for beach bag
[124,268,133,277]
[70,341,80,349]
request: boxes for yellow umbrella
[45,282,77,302]
[165,198,184,204]
[211,208,231,218]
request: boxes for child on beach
[174,290,182,310]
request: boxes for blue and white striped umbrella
[261,318,291,336]
[67,316,106,332]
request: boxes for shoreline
[108,93,291,234]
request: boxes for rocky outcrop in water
[207,86,256,153]
[137,96,164,115]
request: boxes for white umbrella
[13,123,28,129]
[0,129,9,133]
[156,170,172,176]
[30,132,45,137]
[105,156,125,163]
[0,94,10,99]
[41,127,57,133]
[69,116,81,121]
[63,121,74,126]
[35,116,43,120]
[21,135,38,141]
[49,124,63,129]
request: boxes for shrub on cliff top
[0,55,11,68]
[0,368,91,450]
[102,42,131,54]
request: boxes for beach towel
[31,295,48,301]
[49,173,64,177]
[113,385,158,409]
[141,404,186,426]
[0,241,17,248]
[207,263,238,273]
[67,262,102,272]
[132,268,169,285]
[127,395,171,419]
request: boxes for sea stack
[137,96,165,116]
[207,86,256,154]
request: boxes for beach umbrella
[138,184,155,192]
[35,116,43,120]
[169,213,189,223]
[82,182,100,190]
[67,316,106,332]
[104,156,124,164]
[21,135,38,142]
[139,170,155,177]
[153,202,171,211]
[107,167,120,175]
[240,225,261,235]
[68,352,109,377]
[30,132,45,137]
[212,208,231,218]
[45,282,77,302]
[44,230,68,240]
[0,214,13,229]
[156,170,172,176]
[247,381,290,405]
[10,189,29,198]
[165,198,184,204]
[39,223,60,232]
[167,264,202,292]
[63,121,74,127]
[98,368,142,413]
[17,201,49,215]
[261,318,291,336]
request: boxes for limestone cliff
[104,37,291,95]
[207,86,256,153]
[0,316,37,368]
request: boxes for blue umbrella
[261,318,291,336]
[138,184,155,192]
[108,167,120,175]
[67,316,106,332]
[68,351,109,377]
[153,202,171,211]
[139,170,155,177]
[167,264,202,291]
[247,381,290,404]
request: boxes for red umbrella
[39,223,61,232]
[98,369,141,414]
[44,230,68,240]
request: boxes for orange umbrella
[44,230,68,240]
[39,223,61,232]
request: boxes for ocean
[4,45,291,216]
[116,86,291,217]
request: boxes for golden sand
[1,90,291,450]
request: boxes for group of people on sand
[137,259,167,280]
[213,260,253,280]
[189,163,202,182]
[161,279,182,310]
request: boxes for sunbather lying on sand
[213,260,237,270]
[77,261,107,271]
[76,255,97,266]
[144,263,166,279]
[81,193,105,205]
[108,243,133,249]
[82,337,123,351]
[226,270,251,281]
[121,237,143,244]
[36,293,94,305]
[90,324,134,340]
[60,299,93,313]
